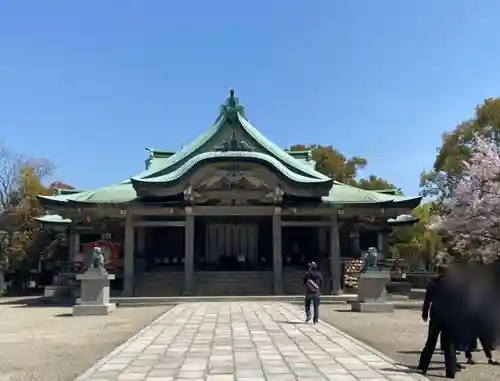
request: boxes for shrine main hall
[37,90,421,297]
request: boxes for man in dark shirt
[463,271,499,365]
[303,262,323,324]
[418,265,459,379]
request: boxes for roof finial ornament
[220,89,246,120]
[226,89,238,109]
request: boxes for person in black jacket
[463,268,499,365]
[418,265,458,379]
[303,262,323,324]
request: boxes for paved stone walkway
[76,302,430,381]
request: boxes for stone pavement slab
[75,302,431,381]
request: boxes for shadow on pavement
[382,362,448,378]
[55,313,73,318]
[10,299,74,308]
[275,320,309,325]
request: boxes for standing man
[418,265,459,379]
[463,269,499,365]
[303,261,323,324]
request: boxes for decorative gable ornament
[213,131,254,152]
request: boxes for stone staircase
[135,269,274,296]
[134,268,184,297]
[194,271,273,296]
[283,269,307,295]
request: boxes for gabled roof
[132,152,331,186]
[37,90,421,210]
[132,91,328,180]
[130,90,333,190]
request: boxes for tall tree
[0,139,54,293]
[421,97,500,208]
[356,175,400,192]
[391,203,444,269]
[289,144,398,190]
[430,136,500,264]
[49,181,74,190]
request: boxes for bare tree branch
[0,137,55,257]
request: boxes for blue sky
[1,1,499,196]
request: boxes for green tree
[289,144,398,190]
[421,97,500,208]
[390,203,444,269]
[0,138,54,293]
[356,175,400,192]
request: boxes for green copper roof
[37,91,421,209]
[39,183,136,205]
[127,116,226,182]
[55,188,87,195]
[321,181,422,207]
[132,151,332,186]
[66,183,136,204]
[127,91,328,183]
[236,113,328,180]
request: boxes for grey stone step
[112,294,358,306]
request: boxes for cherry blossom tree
[430,135,500,263]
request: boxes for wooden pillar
[184,209,195,295]
[123,213,135,296]
[377,232,383,253]
[318,226,327,254]
[72,232,80,264]
[272,207,283,294]
[329,215,342,295]
[351,223,360,258]
[136,227,145,254]
[378,231,390,259]
[68,227,80,261]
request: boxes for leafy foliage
[4,167,53,265]
[0,139,55,271]
[49,181,74,190]
[391,203,444,268]
[421,97,500,209]
[289,144,398,191]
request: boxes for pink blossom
[430,136,500,263]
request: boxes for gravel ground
[0,299,169,381]
[320,304,500,381]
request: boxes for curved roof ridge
[65,183,136,204]
[121,116,226,182]
[237,114,331,181]
[331,181,396,202]
[132,151,332,185]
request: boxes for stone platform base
[73,303,116,316]
[351,301,394,313]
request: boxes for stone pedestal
[351,270,394,313]
[73,268,116,316]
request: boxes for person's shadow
[276,320,309,325]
